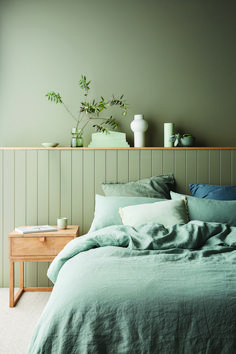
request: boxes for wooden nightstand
[8,225,79,307]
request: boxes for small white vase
[130,114,148,147]
[164,123,174,147]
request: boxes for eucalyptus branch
[45,91,79,123]
[62,102,78,123]
[77,117,91,134]
[45,75,128,139]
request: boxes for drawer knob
[39,237,46,243]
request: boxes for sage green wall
[1,0,236,147]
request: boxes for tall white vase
[164,123,174,147]
[130,114,148,147]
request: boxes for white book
[15,225,57,234]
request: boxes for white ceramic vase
[130,114,148,147]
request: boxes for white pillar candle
[130,114,148,147]
[57,217,68,229]
[164,123,174,147]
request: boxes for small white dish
[41,142,59,148]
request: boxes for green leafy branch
[45,75,128,135]
[93,117,119,133]
[45,91,78,124]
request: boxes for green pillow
[171,191,236,226]
[102,174,175,199]
[89,195,166,232]
[119,198,188,227]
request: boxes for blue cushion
[189,183,236,200]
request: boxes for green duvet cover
[28,221,236,354]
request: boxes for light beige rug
[0,288,50,354]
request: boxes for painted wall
[1,0,236,148]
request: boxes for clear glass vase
[71,128,83,147]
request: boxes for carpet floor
[0,288,51,354]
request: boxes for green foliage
[45,92,62,104]
[110,95,128,117]
[170,133,194,147]
[93,117,119,134]
[45,75,128,137]
[79,75,91,96]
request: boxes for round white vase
[130,114,148,147]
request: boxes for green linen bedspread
[28,221,236,354]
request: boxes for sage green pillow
[89,195,166,232]
[171,191,236,226]
[119,198,188,228]
[102,174,175,199]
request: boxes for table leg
[9,261,14,307]
[9,261,24,307]
[20,262,24,289]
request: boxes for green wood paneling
[14,150,26,287]
[209,150,220,185]
[163,150,175,175]
[0,151,3,287]
[38,150,49,224]
[186,150,197,194]
[3,151,15,287]
[220,150,232,185]
[175,150,186,194]
[105,150,117,182]
[140,150,152,179]
[38,150,49,287]
[15,151,26,227]
[151,150,163,176]
[49,151,61,225]
[197,150,209,184]
[48,150,61,287]
[61,150,72,223]
[71,150,83,231]
[232,151,236,185]
[94,150,106,195]
[128,150,140,181]
[118,150,129,182]
[1,148,236,288]
[26,151,38,287]
[83,150,95,234]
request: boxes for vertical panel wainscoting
[0,150,3,288]
[0,148,236,287]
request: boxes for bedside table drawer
[11,236,74,257]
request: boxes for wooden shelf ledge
[0,147,236,150]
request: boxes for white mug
[57,217,68,229]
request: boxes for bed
[27,175,236,354]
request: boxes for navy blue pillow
[189,183,236,200]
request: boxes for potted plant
[170,133,195,147]
[180,134,195,147]
[46,75,128,147]
[169,133,181,147]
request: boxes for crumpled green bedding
[28,221,236,354]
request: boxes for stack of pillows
[89,174,236,232]
[171,183,236,227]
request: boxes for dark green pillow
[102,174,175,199]
[171,191,236,226]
